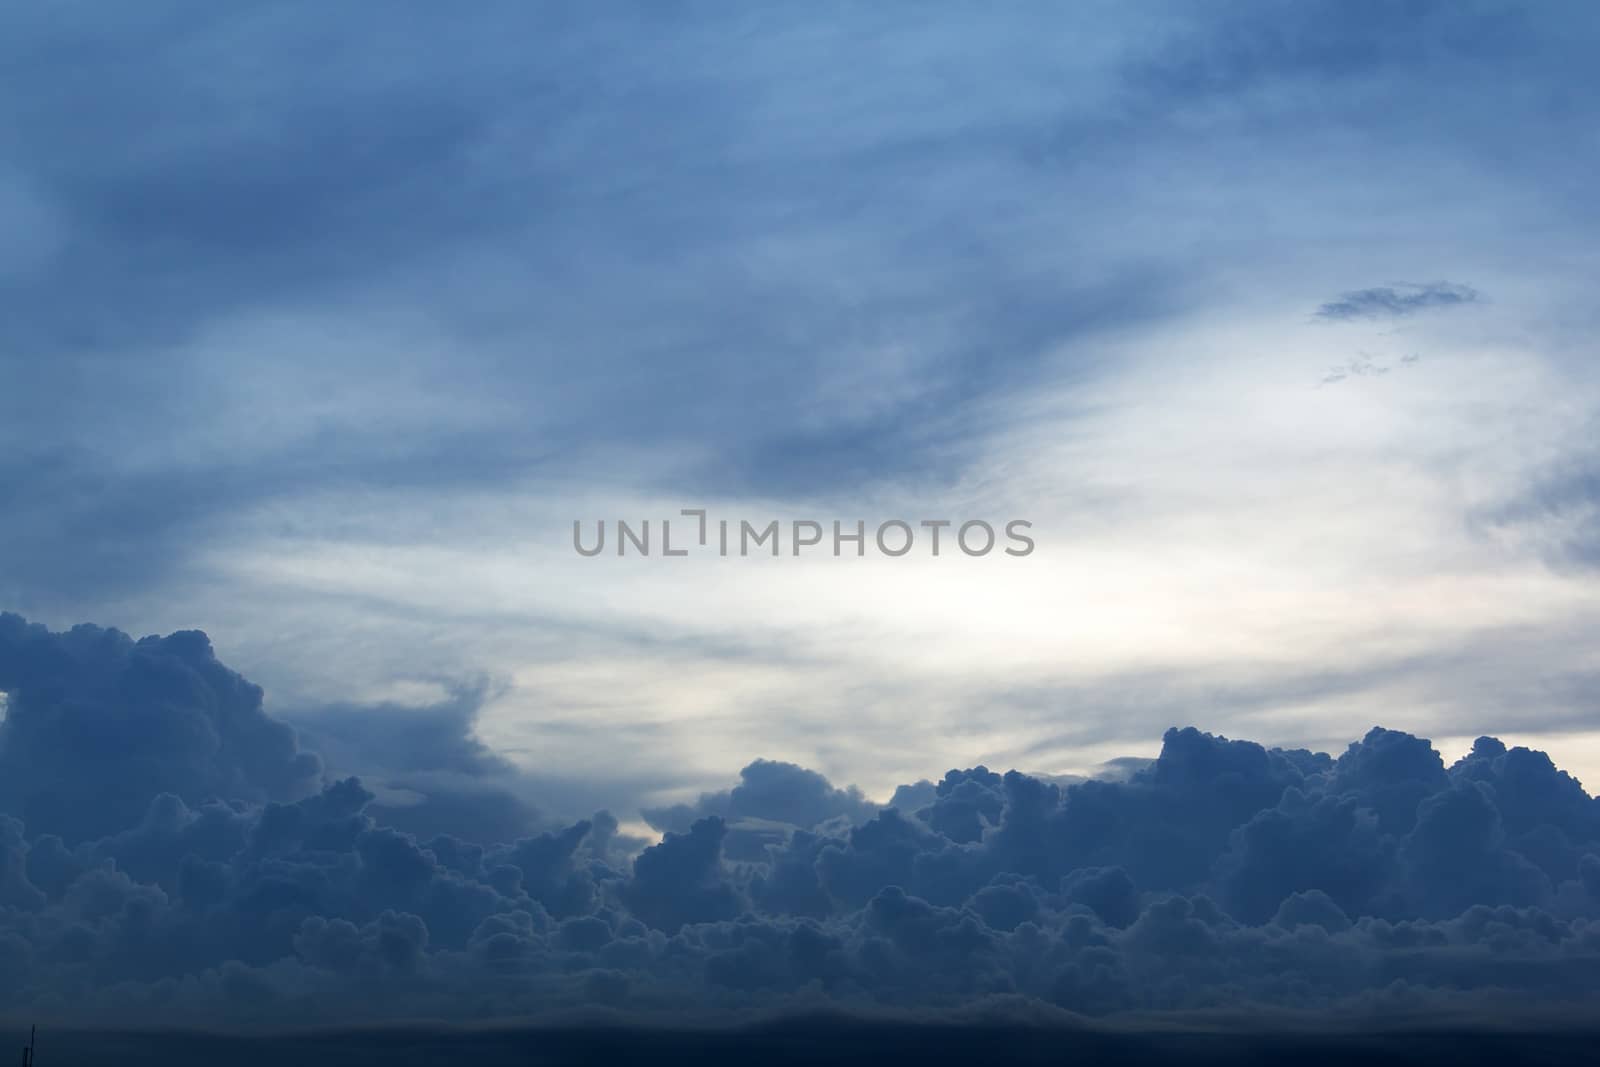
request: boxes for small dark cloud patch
[1320,351,1426,386]
[1315,282,1481,321]
[1321,352,1393,385]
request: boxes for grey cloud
[642,759,880,838]
[7,0,1600,1042]
[1126,0,1538,100]
[286,681,553,846]
[1315,282,1482,321]
[1478,448,1600,570]
[0,613,322,844]
[5,616,1600,1029]
[13,0,1578,616]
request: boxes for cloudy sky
[5,0,1600,825]
[10,2,1600,1046]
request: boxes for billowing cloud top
[1,613,1599,1030]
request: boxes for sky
[6,0,1600,818]
[4,0,1600,1040]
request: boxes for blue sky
[5,0,1600,824]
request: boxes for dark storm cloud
[1,615,1599,1029]
[0,613,322,843]
[284,682,556,845]
[1314,283,1482,321]
[291,681,510,781]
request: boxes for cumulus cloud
[0,614,1598,1030]
[642,758,881,849]
[1315,282,1482,321]
[0,614,322,843]
[287,680,549,845]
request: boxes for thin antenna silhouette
[20,1025,33,1067]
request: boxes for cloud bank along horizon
[0,609,1598,1027]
